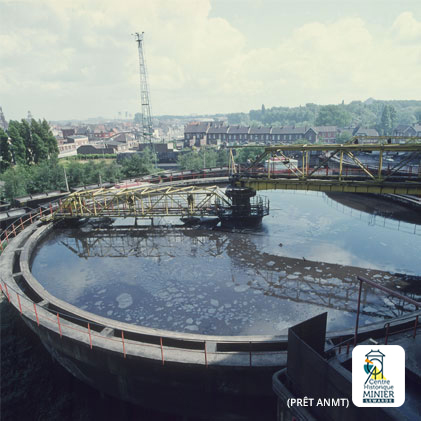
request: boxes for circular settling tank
[31,191,421,336]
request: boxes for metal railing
[0,278,286,367]
[329,276,421,356]
[0,204,287,366]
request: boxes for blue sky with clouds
[1,0,420,120]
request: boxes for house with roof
[393,125,411,137]
[184,122,211,143]
[352,126,379,137]
[269,126,309,143]
[66,135,89,147]
[314,126,338,143]
[61,127,75,139]
[207,125,228,145]
[228,125,250,143]
[248,127,272,142]
[402,124,421,137]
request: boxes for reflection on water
[31,191,421,336]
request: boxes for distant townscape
[1,99,420,167]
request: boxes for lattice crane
[134,32,153,143]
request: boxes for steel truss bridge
[232,138,421,195]
[49,185,268,221]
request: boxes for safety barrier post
[20,217,23,230]
[4,283,10,302]
[17,293,22,314]
[414,315,419,339]
[29,213,33,224]
[204,341,208,367]
[57,313,62,338]
[39,207,43,217]
[353,278,363,347]
[160,337,165,366]
[87,323,92,349]
[121,331,126,358]
[346,340,350,355]
[385,323,390,345]
[0,241,3,252]
[5,230,9,242]
[12,224,16,237]
[33,303,39,326]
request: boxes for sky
[1,0,421,121]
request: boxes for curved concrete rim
[20,221,420,344]
[21,221,287,343]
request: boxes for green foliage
[336,131,352,144]
[248,103,318,127]
[177,148,229,171]
[7,121,27,165]
[315,105,352,127]
[414,109,421,124]
[227,112,249,125]
[232,100,421,130]
[0,128,12,172]
[0,165,30,200]
[379,105,397,135]
[120,148,156,178]
[5,119,58,168]
[0,160,125,202]
[177,150,205,171]
[234,147,265,164]
[62,154,117,161]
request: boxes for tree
[177,150,204,171]
[216,149,229,167]
[336,131,352,144]
[41,119,59,159]
[415,109,421,124]
[32,133,49,163]
[0,128,12,172]
[7,121,27,164]
[19,119,33,163]
[380,105,397,135]
[235,147,264,164]
[121,148,156,178]
[0,165,30,200]
[315,105,352,127]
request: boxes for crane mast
[134,32,153,143]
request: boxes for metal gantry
[233,137,421,194]
[51,185,232,219]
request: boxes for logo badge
[352,345,405,407]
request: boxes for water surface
[31,191,421,335]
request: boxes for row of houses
[393,124,421,137]
[184,122,379,147]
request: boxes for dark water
[31,191,421,335]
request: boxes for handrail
[354,276,420,347]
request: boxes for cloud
[0,2,420,120]
[392,11,421,42]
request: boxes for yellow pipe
[378,150,384,180]
[339,151,344,180]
